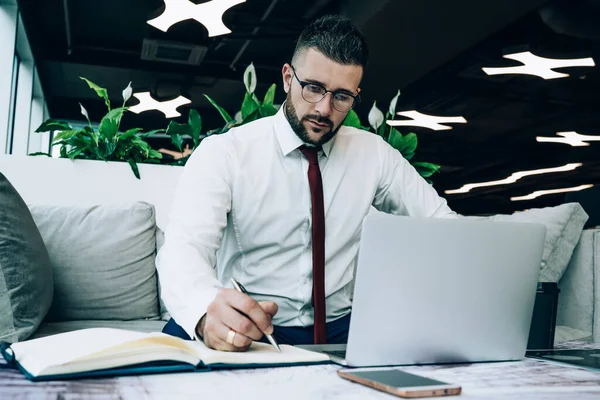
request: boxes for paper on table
[191,341,330,366]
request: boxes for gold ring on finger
[226,329,237,345]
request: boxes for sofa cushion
[155,228,171,321]
[557,229,595,337]
[29,202,160,321]
[30,320,167,339]
[491,203,589,282]
[0,173,53,343]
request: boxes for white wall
[0,155,184,231]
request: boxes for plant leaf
[127,158,141,179]
[120,128,143,140]
[171,135,184,152]
[99,107,127,141]
[139,129,165,138]
[80,77,111,110]
[377,120,387,138]
[52,129,80,142]
[99,117,118,142]
[36,120,72,133]
[261,103,278,117]
[104,107,127,127]
[204,94,233,123]
[242,108,261,124]
[68,148,87,159]
[400,132,418,156]
[412,161,440,178]
[241,92,260,120]
[148,149,163,159]
[166,120,192,137]
[188,109,202,140]
[342,109,362,129]
[263,84,276,107]
[388,129,418,158]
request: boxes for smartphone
[337,368,461,398]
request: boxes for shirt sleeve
[155,135,234,339]
[372,136,457,219]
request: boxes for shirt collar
[274,103,333,157]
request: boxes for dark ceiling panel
[15,0,600,215]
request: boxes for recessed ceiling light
[511,184,594,201]
[386,110,467,131]
[482,51,595,80]
[147,0,246,37]
[536,131,600,147]
[129,92,191,119]
[445,163,582,194]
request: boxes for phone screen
[348,369,451,388]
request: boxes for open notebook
[0,328,331,381]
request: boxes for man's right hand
[196,288,278,351]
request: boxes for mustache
[302,114,333,127]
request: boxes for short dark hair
[292,14,369,68]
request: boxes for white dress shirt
[156,106,456,339]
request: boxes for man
[156,14,456,352]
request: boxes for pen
[230,277,282,352]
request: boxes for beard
[283,91,341,146]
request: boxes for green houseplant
[34,78,163,179]
[201,64,441,183]
[343,91,441,183]
[160,62,280,162]
[161,63,441,183]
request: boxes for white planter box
[0,155,184,230]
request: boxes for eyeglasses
[290,66,360,112]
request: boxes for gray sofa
[27,202,170,339]
[0,155,598,345]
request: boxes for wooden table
[2,341,600,399]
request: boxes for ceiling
[16,0,600,216]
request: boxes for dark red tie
[299,145,327,344]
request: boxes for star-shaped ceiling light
[482,51,595,80]
[536,131,600,147]
[147,0,246,37]
[511,184,593,201]
[128,92,191,119]
[386,110,467,131]
[444,163,582,195]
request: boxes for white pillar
[28,97,44,154]
[11,60,33,155]
[0,4,18,154]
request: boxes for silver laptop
[300,212,546,367]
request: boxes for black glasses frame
[290,65,360,112]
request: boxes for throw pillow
[0,173,53,343]
[491,203,589,282]
[29,202,160,321]
[155,227,171,321]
